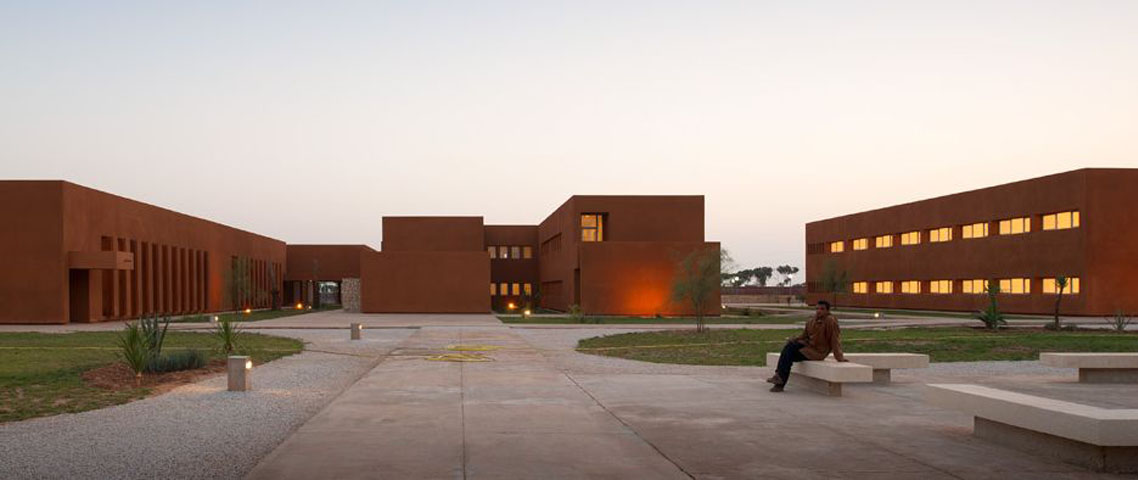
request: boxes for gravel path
[0,328,415,480]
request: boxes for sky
[2,1,1137,274]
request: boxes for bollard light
[350,322,363,340]
[243,308,252,315]
[211,315,219,323]
[296,302,303,310]
[228,356,252,391]
[523,309,531,319]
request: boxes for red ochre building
[0,180,718,324]
[804,168,1138,316]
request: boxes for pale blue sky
[3,1,1137,274]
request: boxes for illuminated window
[998,217,1030,235]
[581,214,604,242]
[499,246,509,259]
[830,241,845,253]
[901,231,920,246]
[852,238,868,251]
[490,283,497,296]
[852,282,868,294]
[1042,277,1080,294]
[500,282,508,295]
[875,235,893,248]
[523,283,533,295]
[962,279,989,294]
[1042,211,1080,231]
[488,246,497,259]
[900,280,921,294]
[511,283,521,295]
[523,246,533,259]
[875,281,894,294]
[511,246,521,259]
[929,227,952,243]
[998,278,1031,294]
[962,222,989,239]
[929,280,952,294]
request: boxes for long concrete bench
[1040,353,1138,383]
[827,353,929,384]
[926,384,1138,473]
[765,353,872,396]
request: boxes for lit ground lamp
[295,302,304,310]
[507,302,516,310]
[523,309,531,319]
[350,322,363,340]
[243,307,252,315]
[228,356,252,392]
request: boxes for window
[929,280,952,294]
[500,282,508,295]
[962,279,989,294]
[1042,211,1080,231]
[523,246,533,259]
[962,222,989,239]
[511,283,520,295]
[998,217,1030,235]
[900,280,921,294]
[488,246,497,259]
[852,238,868,251]
[852,281,868,294]
[901,231,920,245]
[999,278,1030,294]
[490,283,497,296]
[1042,277,1080,294]
[581,214,604,242]
[929,227,952,243]
[875,281,893,294]
[511,246,521,259]
[830,241,844,253]
[523,283,533,295]
[875,235,894,248]
[499,246,510,259]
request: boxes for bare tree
[672,246,729,333]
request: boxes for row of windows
[490,282,534,296]
[846,277,1080,295]
[487,245,533,260]
[823,210,1081,253]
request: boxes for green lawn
[171,305,341,323]
[576,327,1138,366]
[0,331,303,423]
[498,314,811,325]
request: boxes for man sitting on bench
[768,300,847,392]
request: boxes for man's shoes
[765,374,782,384]
[769,384,784,393]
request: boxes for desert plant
[672,246,727,333]
[1051,276,1068,330]
[975,282,1006,330]
[214,318,242,354]
[569,304,584,323]
[139,315,169,361]
[147,349,208,373]
[117,322,150,387]
[1104,310,1133,332]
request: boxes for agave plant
[117,322,150,387]
[214,318,242,354]
[975,282,1006,330]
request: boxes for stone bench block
[765,353,872,396]
[1040,353,1138,384]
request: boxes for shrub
[117,322,150,387]
[139,315,169,360]
[569,304,584,323]
[214,318,243,354]
[975,282,1006,330]
[1104,310,1133,332]
[147,350,208,373]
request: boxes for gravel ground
[0,328,415,480]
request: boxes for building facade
[804,168,1138,316]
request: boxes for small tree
[754,266,774,287]
[819,260,849,306]
[672,246,727,333]
[225,256,252,311]
[976,281,1006,330]
[1051,276,1068,330]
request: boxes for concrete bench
[1040,353,1138,384]
[827,353,929,384]
[926,384,1138,473]
[765,353,872,396]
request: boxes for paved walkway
[246,324,688,479]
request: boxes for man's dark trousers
[776,341,808,384]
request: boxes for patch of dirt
[82,360,227,395]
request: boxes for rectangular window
[929,280,952,294]
[500,282,508,295]
[852,238,868,251]
[523,246,533,259]
[830,241,844,253]
[581,214,605,242]
[1042,277,1080,294]
[1042,211,1080,231]
[511,246,521,259]
[875,281,893,294]
[499,246,510,259]
[488,246,497,259]
[852,281,868,294]
[490,283,497,296]
[998,217,1031,235]
[875,235,893,248]
[900,280,921,294]
[962,222,989,239]
[900,231,920,245]
[511,283,520,295]
[523,283,533,295]
[962,279,989,294]
[929,227,952,243]
[998,278,1031,294]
